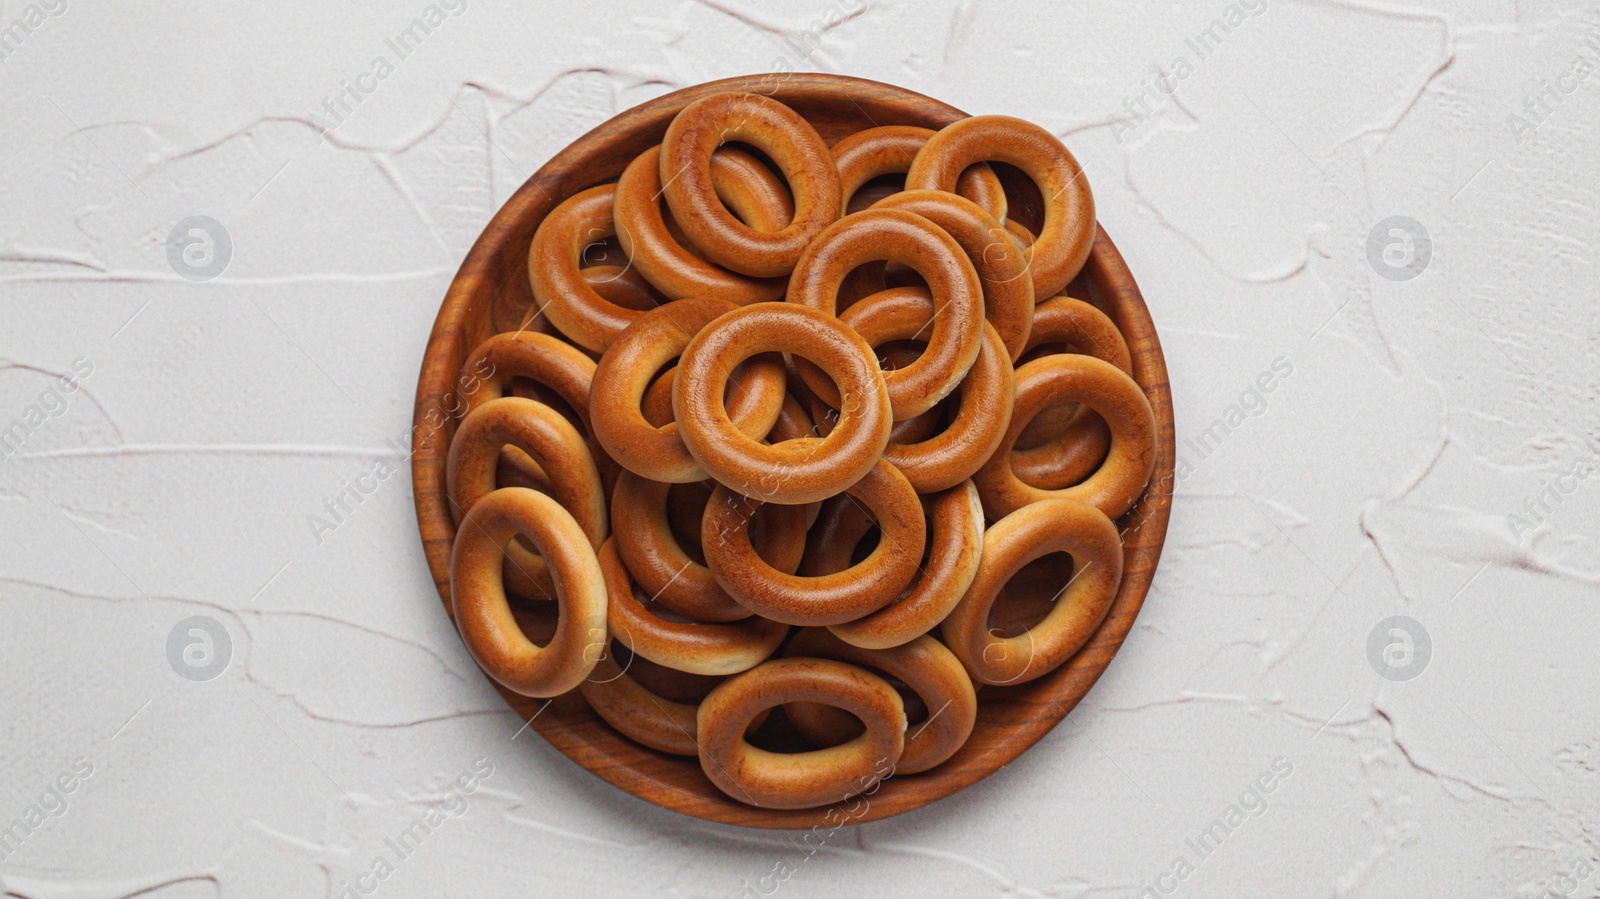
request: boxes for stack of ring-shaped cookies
[444,91,1157,811]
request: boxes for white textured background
[2,0,1598,897]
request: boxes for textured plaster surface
[1,1,1597,897]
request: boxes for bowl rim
[411,72,1175,829]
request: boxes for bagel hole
[480,454,562,607]
[869,672,926,725]
[1015,342,1074,367]
[1011,389,1085,452]
[578,235,627,269]
[882,262,927,291]
[886,385,958,448]
[803,494,882,576]
[1012,405,1111,489]
[849,525,882,566]
[786,672,923,750]
[583,265,662,312]
[495,445,550,494]
[724,354,782,420]
[838,260,889,310]
[486,392,581,587]
[743,704,822,754]
[792,359,859,430]
[747,501,803,570]
[991,162,1045,237]
[502,558,558,606]
[988,551,1076,637]
[813,401,841,437]
[728,142,781,180]
[876,338,926,373]
[847,173,904,215]
[508,600,559,647]
[647,358,778,429]
[640,364,678,428]
[506,378,585,432]
[665,481,714,564]
[787,702,866,748]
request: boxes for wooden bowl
[411,73,1175,829]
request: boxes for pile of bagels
[444,91,1156,810]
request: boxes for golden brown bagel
[673,302,891,504]
[974,353,1155,520]
[447,397,608,601]
[788,208,984,421]
[696,657,904,808]
[783,629,976,774]
[807,481,986,650]
[702,459,924,626]
[591,298,786,483]
[870,189,1035,361]
[528,184,645,352]
[907,115,1095,299]
[941,498,1123,686]
[659,93,841,277]
[450,487,607,697]
[613,145,793,304]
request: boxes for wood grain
[411,73,1175,829]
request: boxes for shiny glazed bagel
[829,287,1015,494]
[701,459,925,626]
[697,657,904,808]
[1016,297,1132,435]
[1012,296,1133,488]
[590,298,787,483]
[869,189,1035,362]
[810,481,986,650]
[788,208,984,421]
[450,487,607,698]
[459,330,596,421]
[457,329,616,498]
[447,397,608,601]
[673,302,892,504]
[782,629,977,774]
[614,145,793,304]
[659,92,841,277]
[941,498,1123,686]
[975,353,1156,520]
[906,115,1096,300]
[528,184,647,352]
